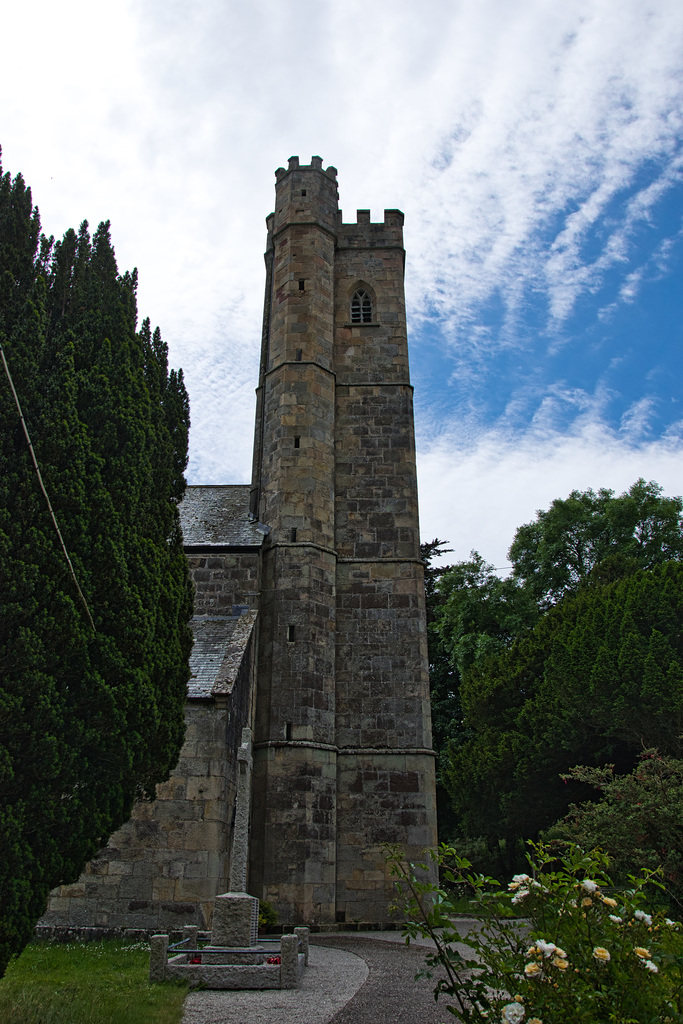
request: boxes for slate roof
[188,611,257,699]
[179,484,265,548]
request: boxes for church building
[40,157,437,934]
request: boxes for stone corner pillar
[149,934,169,984]
[280,933,301,989]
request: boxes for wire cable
[0,341,96,632]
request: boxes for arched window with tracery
[351,289,372,323]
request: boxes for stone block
[86,859,109,876]
[58,882,86,899]
[108,861,134,876]
[183,858,209,880]
[161,858,186,879]
[155,799,203,822]
[407,826,435,847]
[132,860,156,878]
[186,775,224,801]
[175,878,218,902]
[45,897,70,914]
[152,879,177,902]
[206,851,225,880]
[182,820,224,853]
[67,901,101,927]
[211,893,259,947]
[118,877,153,901]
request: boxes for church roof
[179,484,265,548]
[188,611,257,699]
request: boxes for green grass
[0,939,187,1024]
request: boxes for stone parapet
[149,926,309,990]
[336,209,405,250]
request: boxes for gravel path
[316,935,449,1024]
[181,931,454,1024]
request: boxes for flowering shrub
[550,750,683,912]
[387,843,683,1023]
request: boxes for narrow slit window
[287,625,295,642]
[351,289,372,323]
[298,279,305,290]
[285,722,293,739]
[294,436,300,449]
[295,348,303,361]
[290,528,297,542]
[301,189,306,197]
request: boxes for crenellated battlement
[275,156,338,182]
[267,160,401,249]
[270,156,339,239]
[336,208,404,249]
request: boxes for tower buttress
[250,157,340,923]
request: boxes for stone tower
[249,156,437,926]
[37,156,437,937]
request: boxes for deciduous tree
[509,479,683,609]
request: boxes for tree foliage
[550,750,683,912]
[424,544,540,846]
[421,539,461,837]
[509,478,683,609]
[435,552,539,679]
[0,154,193,975]
[428,480,683,867]
[421,539,457,749]
[446,561,683,852]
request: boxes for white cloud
[418,422,683,569]
[1,0,682,508]
[404,0,683,343]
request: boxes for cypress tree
[0,153,193,975]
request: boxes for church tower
[37,156,437,937]
[249,157,437,926]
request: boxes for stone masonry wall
[39,623,255,935]
[40,703,233,934]
[187,551,260,615]
[335,751,437,924]
[331,209,438,923]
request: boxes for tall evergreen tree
[430,481,683,867]
[421,539,460,837]
[446,561,683,854]
[0,154,193,975]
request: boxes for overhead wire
[0,340,96,633]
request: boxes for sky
[2,0,682,568]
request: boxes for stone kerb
[149,928,308,989]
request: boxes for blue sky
[2,0,682,567]
[414,179,683,443]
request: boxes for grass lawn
[0,939,187,1024]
